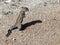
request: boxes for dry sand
[0,0,60,45]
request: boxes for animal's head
[21,7,29,12]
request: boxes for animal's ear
[22,7,29,11]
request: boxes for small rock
[13,38,16,42]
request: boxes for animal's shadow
[6,20,42,37]
[20,20,42,31]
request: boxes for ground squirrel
[6,7,29,37]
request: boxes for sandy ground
[0,0,60,45]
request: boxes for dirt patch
[0,0,60,45]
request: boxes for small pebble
[13,38,16,42]
[43,19,46,22]
[13,38,16,41]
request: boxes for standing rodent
[6,7,29,37]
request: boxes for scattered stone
[13,38,16,42]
